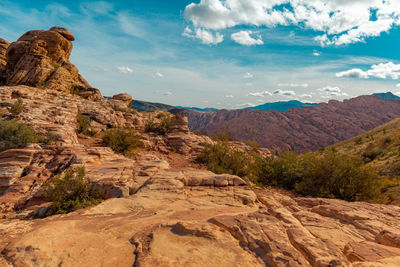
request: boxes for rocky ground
[0,27,399,266]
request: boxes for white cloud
[318,86,348,97]
[313,50,321,57]
[117,66,133,74]
[336,68,369,79]
[247,91,272,97]
[154,72,164,78]
[184,0,400,46]
[231,30,263,46]
[163,91,172,96]
[273,89,296,96]
[278,83,308,88]
[396,83,400,88]
[182,26,223,44]
[243,72,253,79]
[336,62,400,80]
[300,94,313,99]
[225,94,234,98]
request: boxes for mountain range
[174,95,400,152]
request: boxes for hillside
[0,27,400,266]
[178,96,400,152]
[249,100,317,111]
[131,99,176,112]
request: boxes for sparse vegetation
[8,98,25,116]
[198,135,383,202]
[247,140,260,152]
[42,167,103,214]
[102,128,142,154]
[193,130,203,136]
[0,120,41,152]
[76,114,97,136]
[144,113,175,135]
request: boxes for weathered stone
[112,93,132,108]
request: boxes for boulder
[112,93,132,108]
[4,27,91,92]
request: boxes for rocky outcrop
[0,38,9,84]
[179,96,400,152]
[112,93,133,108]
[1,27,91,92]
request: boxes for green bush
[8,98,25,116]
[144,113,175,135]
[0,120,41,152]
[259,150,382,201]
[42,167,103,214]
[76,114,97,136]
[197,136,252,178]
[102,128,142,154]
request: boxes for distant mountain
[176,106,218,113]
[373,92,400,101]
[131,100,176,112]
[248,100,317,111]
[175,96,400,153]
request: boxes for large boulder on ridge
[2,26,91,92]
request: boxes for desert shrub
[102,128,142,154]
[257,150,381,201]
[42,167,103,214]
[0,120,41,152]
[113,105,137,114]
[247,140,260,152]
[197,137,250,177]
[76,114,97,136]
[383,136,392,145]
[354,137,363,145]
[256,151,301,189]
[294,151,381,201]
[362,147,383,162]
[144,113,175,135]
[8,98,25,116]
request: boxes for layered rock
[2,27,91,92]
[0,38,9,84]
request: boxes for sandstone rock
[4,27,91,92]
[112,93,132,108]
[0,38,9,84]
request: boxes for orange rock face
[2,27,90,92]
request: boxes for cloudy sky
[1,0,400,108]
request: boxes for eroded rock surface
[2,27,90,92]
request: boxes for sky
[1,0,400,109]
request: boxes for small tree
[0,120,41,152]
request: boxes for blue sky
[1,0,400,108]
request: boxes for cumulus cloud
[336,62,400,80]
[336,68,369,79]
[278,83,308,88]
[318,86,348,97]
[117,66,133,74]
[231,31,263,46]
[300,94,313,99]
[182,26,223,44]
[273,89,296,96]
[247,91,272,97]
[243,72,253,79]
[184,0,400,46]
